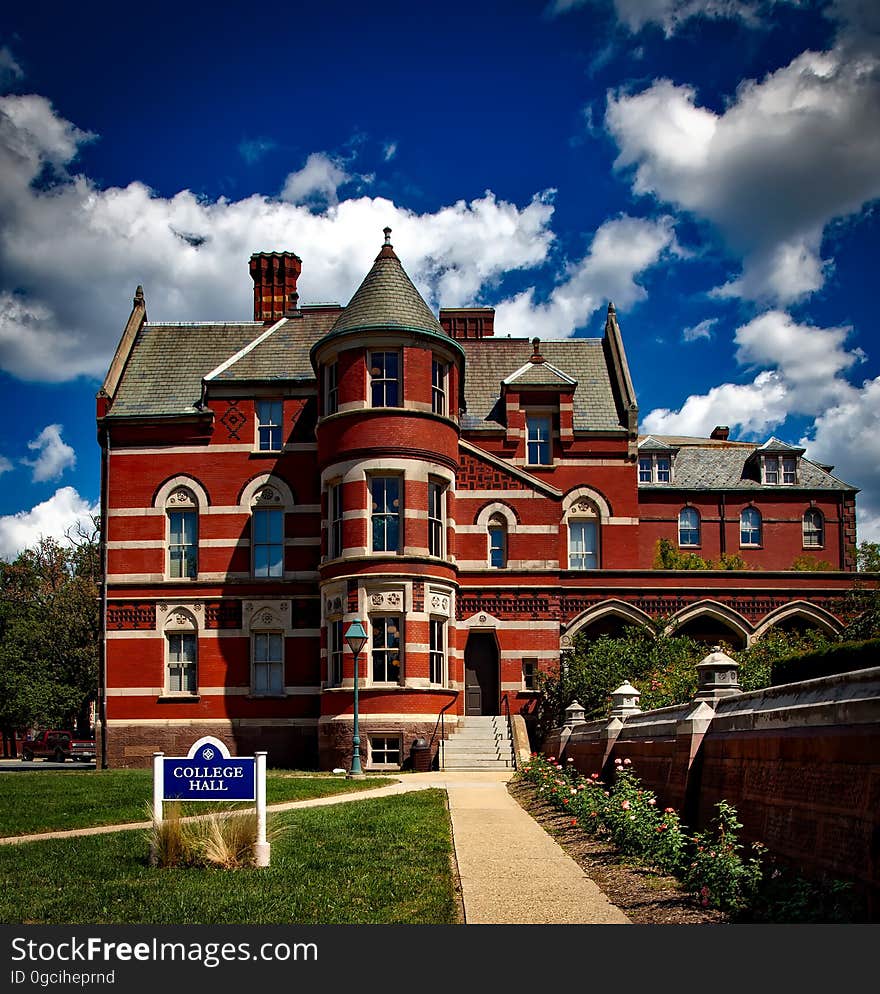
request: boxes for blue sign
[162,736,255,801]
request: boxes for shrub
[791,554,833,571]
[653,539,749,571]
[519,754,859,920]
[684,801,765,913]
[770,638,880,686]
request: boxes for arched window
[564,491,606,571]
[488,514,507,568]
[244,480,293,578]
[803,508,824,548]
[678,507,701,547]
[165,486,199,579]
[164,607,199,697]
[740,507,762,547]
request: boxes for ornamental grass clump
[147,804,280,869]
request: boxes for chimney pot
[439,307,495,340]
[250,251,302,323]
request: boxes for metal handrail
[429,694,458,772]
[501,692,516,771]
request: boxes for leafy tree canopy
[0,523,100,738]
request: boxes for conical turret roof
[328,230,445,338]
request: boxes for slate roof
[324,243,446,339]
[211,307,341,381]
[107,323,263,417]
[637,436,856,491]
[461,338,624,432]
[503,360,577,388]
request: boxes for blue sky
[1,0,879,556]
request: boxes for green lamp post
[344,619,368,779]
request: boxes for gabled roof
[503,360,577,388]
[106,321,265,418]
[105,310,342,418]
[755,437,806,455]
[460,338,624,432]
[208,307,342,382]
[638,435,677,452]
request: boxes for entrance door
[464,633,499,716]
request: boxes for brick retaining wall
[544,666,880,914]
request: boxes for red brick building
[97,231,862,769]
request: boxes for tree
[534,619,837,739]
[855,541,880,573]
[0,523,100,752]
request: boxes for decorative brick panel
[107,603,156,630]
[458,452,525,491]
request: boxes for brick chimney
[440,307,495,339]
[250,252,302,323]
[710,425,730,440]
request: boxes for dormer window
[526,415,551,465]
[638,453,672,483]
[762,455,797,485]
[256,400,283,451]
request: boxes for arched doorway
[464,633,499,716]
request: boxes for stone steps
[441,716,515,771]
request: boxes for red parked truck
[20,730,96,763]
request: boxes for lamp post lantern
[344,619,368,779]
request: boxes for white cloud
[642,310,864,435]
[22,423,76,482]
[643,369,791,437]
[494,214,678,338]
[0,487,98,560]
[606,43,880,303]
[548,0,797,34]
[383,142,398,161]
[734,310,863,403]
[280,152,353,206]
[682,317,716,342]
[0,45,24,88]
[0,454,12,475]
[0,94,559,382]
[800,376,880,543]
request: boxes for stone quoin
[97,231,868,770]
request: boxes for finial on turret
[383,226,392,246]
[608,301,615,314]
[530,336,544,363]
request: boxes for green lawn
[0,791,459,925]
[0,769,395,836]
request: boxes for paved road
[0,758,96,772]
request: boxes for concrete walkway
[1,771,630,925]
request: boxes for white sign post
[151,736,269,867]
